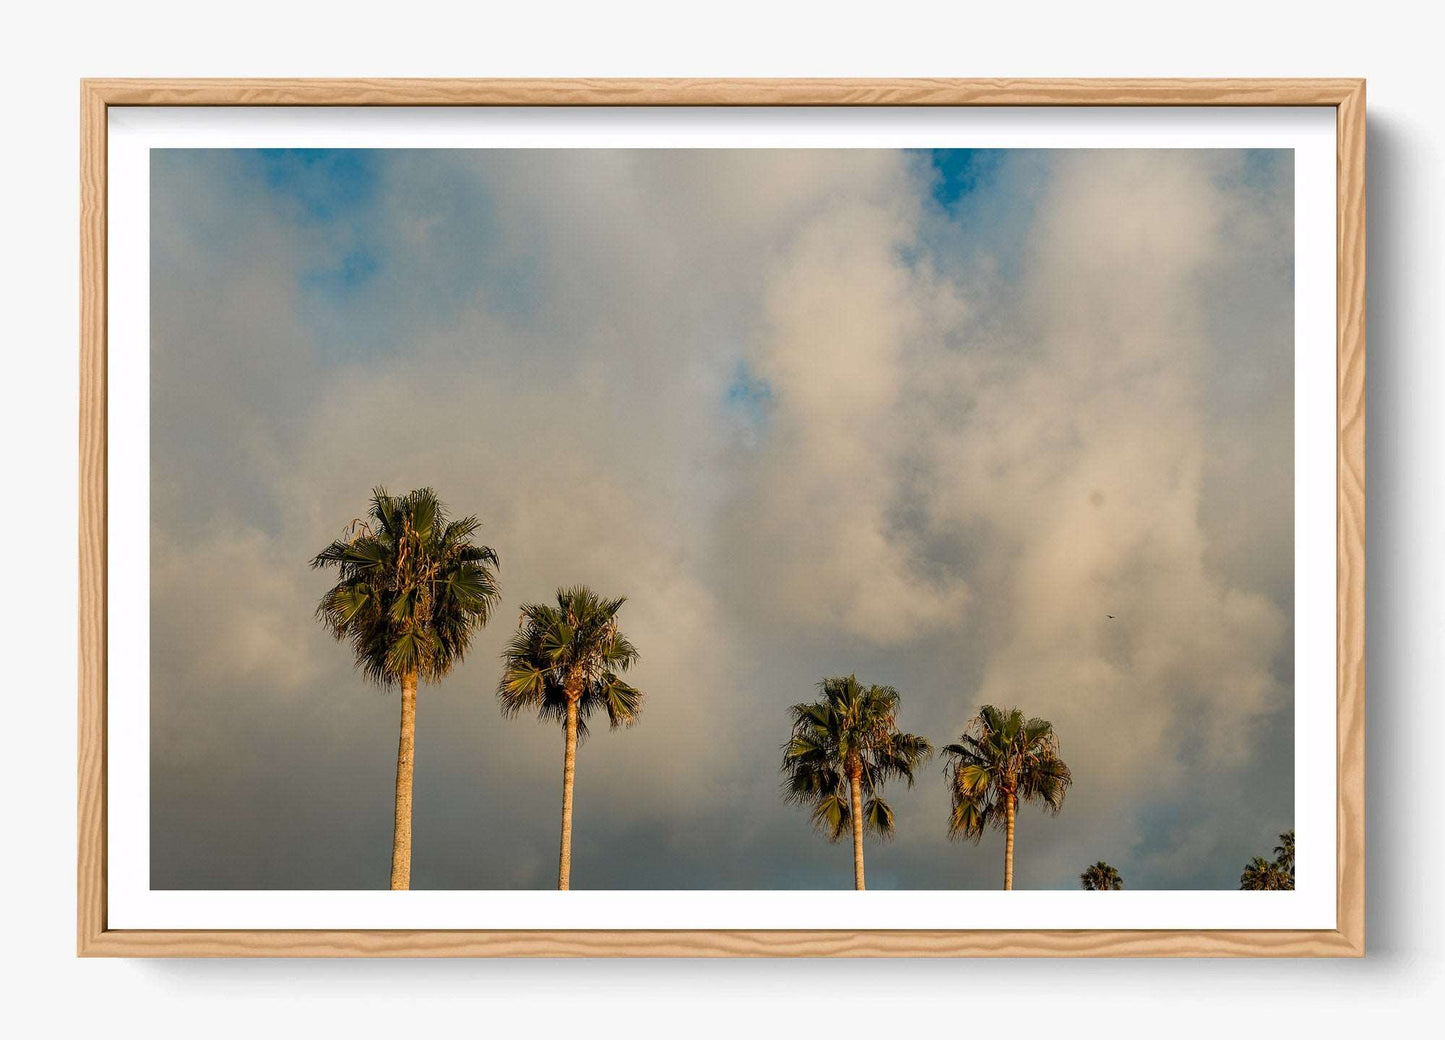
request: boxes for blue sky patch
[724,360,774,434]
[301,247,381,295]
[925,149,1006,208]
[1239,148,1286,191]
[250,149,379,222]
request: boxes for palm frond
[1273,829,1295,875]
[947,795,991,843]
[809,793,851,843]
[863,797,896,840]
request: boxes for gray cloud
[150,147,1293,890]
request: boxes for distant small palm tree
[1239,827,1295,890]
[498,586,643,890]
[781,676,933,890]
[1240,855,1293,891]
[1274,830,1295,875]
[312,487,499,890]
[942,705,1073,890]
[1080,861,1123,891]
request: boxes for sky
[150,146,1294,891]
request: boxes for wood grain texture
[80,77,1364,108]
[77,78,1366,958]
[78,79,108,955]
[81,927,1362,958]
[1334,81,1367,956]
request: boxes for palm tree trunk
[389,670,418,891]
[849,772,866,891]
[557,696,580,890]
[1003,792,1016,891]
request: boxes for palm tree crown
[1240,855,1293,891]
[497,585,643,734]
[1239,828,1295,890]
[781,676,933,844]
[1080,860,1123,890]
[942,705,1073,841]
[1274,830,1295,875]
[312,486,500,685]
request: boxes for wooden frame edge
[80,927,1362,958]
[78,77,1366,958]
[78,78,108,957]
[1334,78,1367,958]
[79,76,1364,108]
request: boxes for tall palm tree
[781,676,933,890]
[942,705,1073,890]
[1274,830,1295,875]
[1080,860,1123,890]
[312,487,500,890]
[1240,856,1293,891]
[498,586,643,890]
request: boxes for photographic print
[147,143,1298,898]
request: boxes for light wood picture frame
[79,77,1366,957]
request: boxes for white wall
[3,1,1438,1033]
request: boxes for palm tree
[781,676,933,890]
[1240,856,1293,891]
[942,705,1073,890]
[1080,860,1123,890]
[312,487,500,890]
[1274,830,1295,875]
[1239,828,1295,890]
[498,586,643,890]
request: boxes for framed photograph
[79,78,1365,957]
